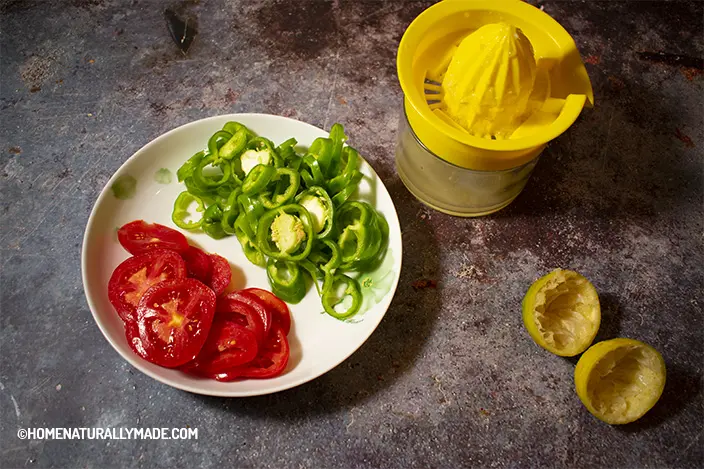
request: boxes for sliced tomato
[208,254,231,296]
[215,298,266,344]
[213,326,289,381]
[127,278,216,368]
[182,245,212,283]
[244,287,291,334]
[219,291,272,335]
[182,321,258,375]
[108,249,186,323]
[118,220,189,255]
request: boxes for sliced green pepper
[183,177,217,205]
[301,154,325,188]
[327,123,347,177]
[172,121,388,321]
[260,168,300,209]
[295,186,334,238]
[172,191,205,230]
[287,154,303,172]
[351,210,389,272]
[220,188,242,235]
[279,138,302,172]
[177,151,205,182]
[234,213,266,267]
[230,156,246,182]
[276,138,298,162]
[298,259,323,295]
[300,167,314,188]
[308,239,341,274]
[308,137,333,175]
[218,128,248,160]
[341,146,360,177]
[247,136,276,151]
[237,193,266,236]
[239,149,277,178]
[193,154,232,189]
[327,147,360,193]
[242,164,276,195]
[214,182,240,208]
[223,121,254,140]
[321,272,362,319]
[207,130,233,162]
[331,171,363,206]
[257,204,314,261]
[246,137,283,168]
[266,258,306,304]
[336,201,382,270]
[202,204,228,239]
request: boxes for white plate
[81,114,402,397]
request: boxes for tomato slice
[118,220,189,255]
[244,287,291,334]
[215,298,266,344]
[208,254,231,296]
[108,249,186,323]
[182,321,258,375]
[213,326,289,381]
[127,278,216,368]
[219,291,272,335]
[181,245,212,283]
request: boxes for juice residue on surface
[441,22,539,139]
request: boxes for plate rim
[81,113,403,397]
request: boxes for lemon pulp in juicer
[440,23,540,139]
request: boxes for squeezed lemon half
[575,338,666,424]
[522,269,601,356]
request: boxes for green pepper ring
[256,204,315,262]
[331,171,363,206]
[234,213,266,267]
[172,191,205,230]
[218,128,248,160]
[310,239,341,273]
[220,187,242,235]
[193,154,232,188]
[207,130,233,161]
[336,201,383,267]
[321,272,362,319]
[242,164,276,195]
[266,258,307,304]
[238,193,266,237]
[302,154,325,186]
[176,150,205,182]
[260,168,301,210]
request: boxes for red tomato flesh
[212,326,289,381]
[243,287,291,334]
[181,245,212,283]
[208,254,231,296]
[219,291,272,335]
[108,249,186,323]
[127,278,216,368]
[182,321,258,375]
[215,298,266,344]
[118,220,189,255]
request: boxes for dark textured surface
[1,0,702,467]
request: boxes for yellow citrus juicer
[395,0,594,215]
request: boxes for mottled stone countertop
[1,0,702,467]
